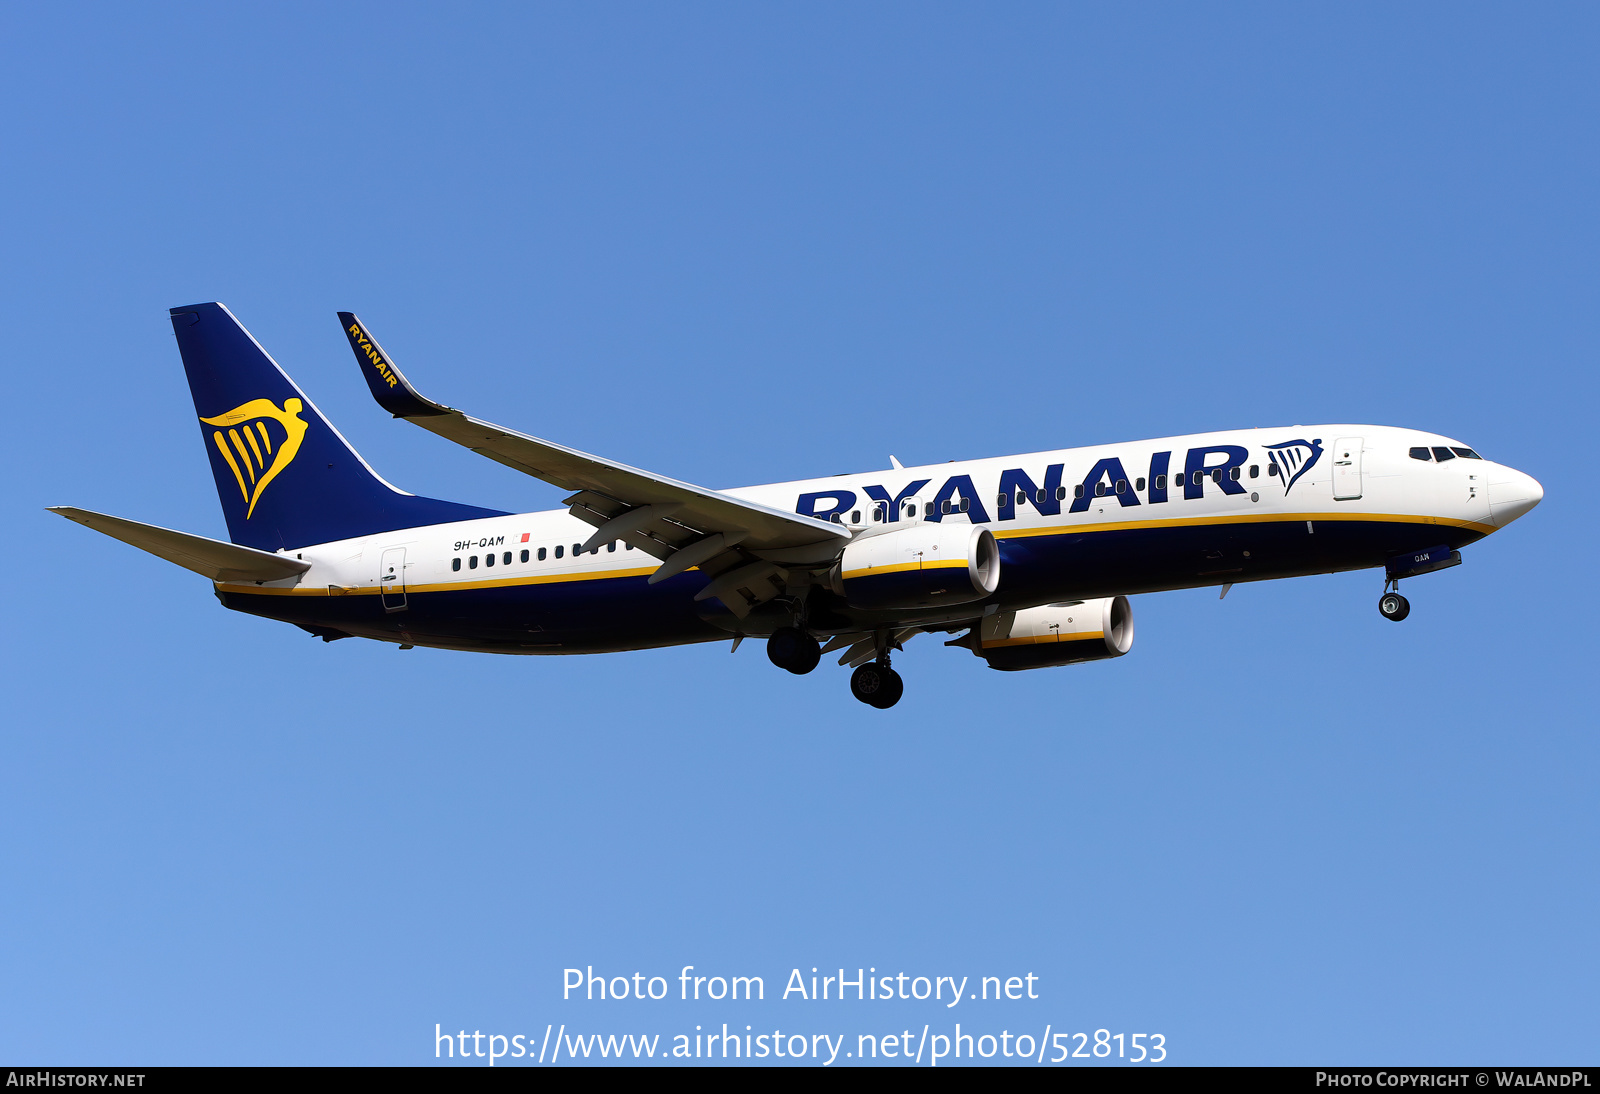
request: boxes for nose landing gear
[1379,580,1410,622]
[1378,545,1463,622]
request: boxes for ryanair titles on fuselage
[785,436,1321,526]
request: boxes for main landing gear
[1378,580,1410,622]
[766,626,821,674]
[767,624,904,708]
[850,660,904,709]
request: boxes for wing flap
[48,507,311,583]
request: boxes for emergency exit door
[1332,437,1363,500]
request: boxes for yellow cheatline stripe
[218,565,663,596]
[843,562,918,579]
[989,510,1496,539]
[218,511,1491,596]
[982,631,1104,649]
[256,421,272,454]
[243,424,265,468]
[228,429,256,483]
[212,431,249,501]
[842,557,969,580]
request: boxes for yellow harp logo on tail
[200,398,309,519]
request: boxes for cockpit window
[1431,446,1456,462]
[1451,447,1482,459]
[1409,447,1432,461]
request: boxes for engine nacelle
[833,524,1000,611]
[976,596,1133,671]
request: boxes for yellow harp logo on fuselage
[200,398,309,519]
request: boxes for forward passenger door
[1332,437,1363,500]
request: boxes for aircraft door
[1332,437,1363,500]
[902,496,926,568]
[379,547,408,612]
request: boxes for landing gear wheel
[1379,592,1410,622]
[850,664,904,708]
[766,626,821,674]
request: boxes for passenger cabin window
[1229,467,1240,481]
[608,542,617,552]
[1035,489,1047,504]
[1095,482,1106,496]
[452,558,461,572]
[1249,465,1259,478]
[521,549,530,563]
[905,503,916,518]
[1115,479,1127,494]
[503,551,512,565]
[997,494,1009,508]
[1410,447,1432,461]
[1136,477,1146,491]
[1193,471,1204,486]
[1432,446,1456,462]
[1055,487,1067,501]
[573,543,582,554]
[851,510,861,523]
[485,553,495,567]
[554,545,563,559]
[960,497,970,512]
[1268,463,1280,476]
[538,547,547,561]
[925,502,935,517]
[1074,485,1084,499]
[1154,474,1165,490]
[469,556,478,569]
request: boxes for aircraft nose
[1487,466,1543,528]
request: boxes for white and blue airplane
[52,303,1543,708]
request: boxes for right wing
[338,313,849,615]
[48,507,311,584]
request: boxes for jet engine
[973,596,1133,671]
[831,524,1000,611]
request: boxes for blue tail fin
[171,303,506,551]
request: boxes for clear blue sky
[1,2,1594,1066]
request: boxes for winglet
[337,312,452,418]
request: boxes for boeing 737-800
[51,303,1543,708]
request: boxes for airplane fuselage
[213,423,1540,655]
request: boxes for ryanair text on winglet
[348,322,399,389]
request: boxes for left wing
[338,313,848,615]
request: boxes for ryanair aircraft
[53,303,1543,708]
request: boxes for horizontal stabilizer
[47,507,311,583]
